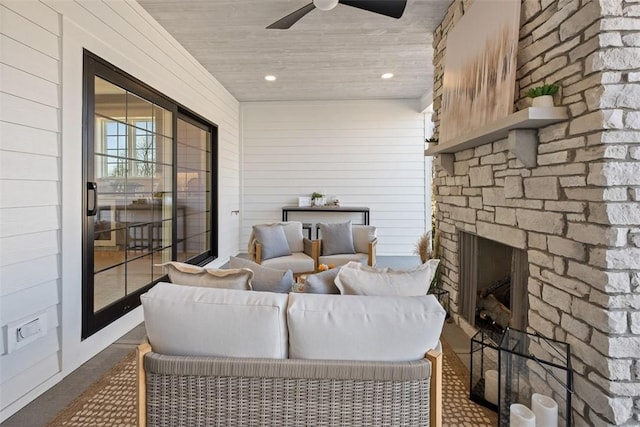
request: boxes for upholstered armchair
[250,221,319,274]
[317,223,377,267]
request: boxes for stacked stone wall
[431,0,640,424]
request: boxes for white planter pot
[313,198,325,206]
[532,95,554,107]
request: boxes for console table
[281,206,370,225]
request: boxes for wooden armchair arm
[426,349,443,427]
[137,342,152,427]
[368,238,378,266]
[303,238,320,270]
[254,242,263,264]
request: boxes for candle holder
[469,329,503,412]
[498,328,573,427]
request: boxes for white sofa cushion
[281,221,305,253]
[141,282,288,358]
[261,252,315,274]
[335,260,440,296]
[318,253,368,268]
[287,292,446,361]
[352,225,376,254]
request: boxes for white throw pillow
[287,293,445,361]
[158,261,254,290]
[141,282,288,358]
[335,260,439,296]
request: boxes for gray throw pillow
[304,267,341,294]
[319,221,355,256]
[228,256,294,293]
[253,224,291,261]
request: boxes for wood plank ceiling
[137,0,452,102]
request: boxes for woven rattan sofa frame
[137,343,442,427]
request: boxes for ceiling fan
[267,0,407,29]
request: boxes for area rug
[46,351,138,427]
[47,342,497,426]
[440,339,498,426]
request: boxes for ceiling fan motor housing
[313,0,339,11]
[267,0,406,30]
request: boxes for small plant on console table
[526,83,559,107]
[311,191,325,207]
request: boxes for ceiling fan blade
[267,3,316,29]
[338,0,407,19]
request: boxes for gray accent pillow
[228,256,294,293]
[320,221,355,256]
[304,267,341,294]
[253,224,291,261]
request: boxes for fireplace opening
[459,231,528,335]
[476,238,512,334]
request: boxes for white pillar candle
[484,369,499,405]
[510,403,536,427]
[531,393,558,427]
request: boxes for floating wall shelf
[425,106,568,174]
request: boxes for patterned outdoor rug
[46,350,138,427]
[440,339,498,426]
[47,341,497,426]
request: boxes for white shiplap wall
[241,100,427,255]
[0,0,240,420]
[0,0,63,418]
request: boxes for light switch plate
[6,313,47,353]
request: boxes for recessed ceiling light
[264,75,277,82]
[381,73,394,79]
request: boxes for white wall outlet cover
[6,313,48,354]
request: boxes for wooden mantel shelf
[424,106,568,173]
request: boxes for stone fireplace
[430,1,640,425]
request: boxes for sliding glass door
[83,51,217,338]
[176,116,212,262]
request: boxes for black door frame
[82,50,218,338]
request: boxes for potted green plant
[526,84,559,108]
[311,191,325,206]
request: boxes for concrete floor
[0,323,147,427]
[1,255,473,427]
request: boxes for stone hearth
[430,1,640,425]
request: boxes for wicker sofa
[137,283,446,427]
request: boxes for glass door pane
[176,117,211,262]
[91,76,173,313]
